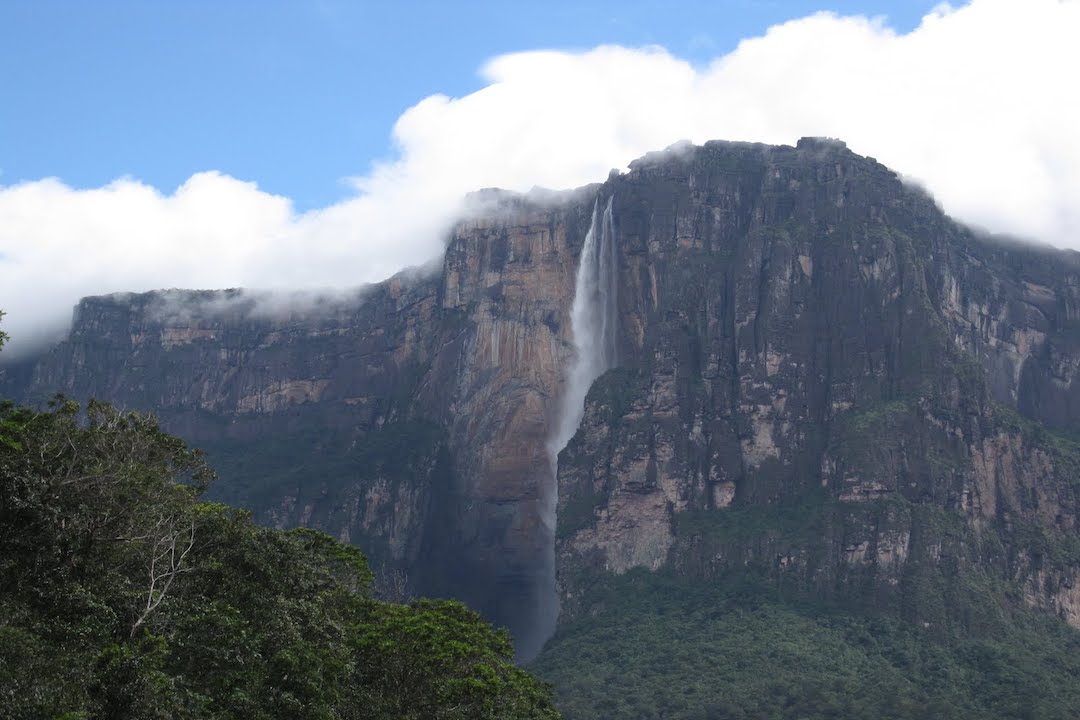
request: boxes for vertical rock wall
[7,139,1080,651]
[554,139,1080,631]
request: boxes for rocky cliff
[6,138,1080,671]
[3,187,597,659]
[554,139,1080,639]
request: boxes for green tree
[352,598,560,720]
[0,397,215,717]
[0,382,560,718]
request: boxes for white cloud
[2,0,1078,356]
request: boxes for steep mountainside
[3,189,600,659]
[6,139,1080,703]
[554,139,1080,628]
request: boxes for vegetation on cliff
[0,388,559,718]
[532,567,1080,720]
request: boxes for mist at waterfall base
[528,196,618,658]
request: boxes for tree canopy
[0,392,559,719]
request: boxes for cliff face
[555,138,1080,632]
[6,139,1080,660]
[6,189,595,658]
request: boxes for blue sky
[1,1,937,210]
[2,1,1078,355]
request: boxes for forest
[0,313,559,720]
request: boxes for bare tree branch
[130,516,197,637]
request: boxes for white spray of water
[550,195,618,458]
[533,195,618,654]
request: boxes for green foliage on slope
[531,568,1080,720]
[0,396,559,720]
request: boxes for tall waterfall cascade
[534,195,619,654]
[551,195,619,456]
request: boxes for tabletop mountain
[6,137,1080,717]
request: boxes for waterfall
[533,195,618,655]
[551,195,618,456]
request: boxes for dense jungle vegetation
[0,311,558,720]
[531,549,1080,719]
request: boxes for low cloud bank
[2,0,1077,355]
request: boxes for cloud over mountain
[2,0,1077,355]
